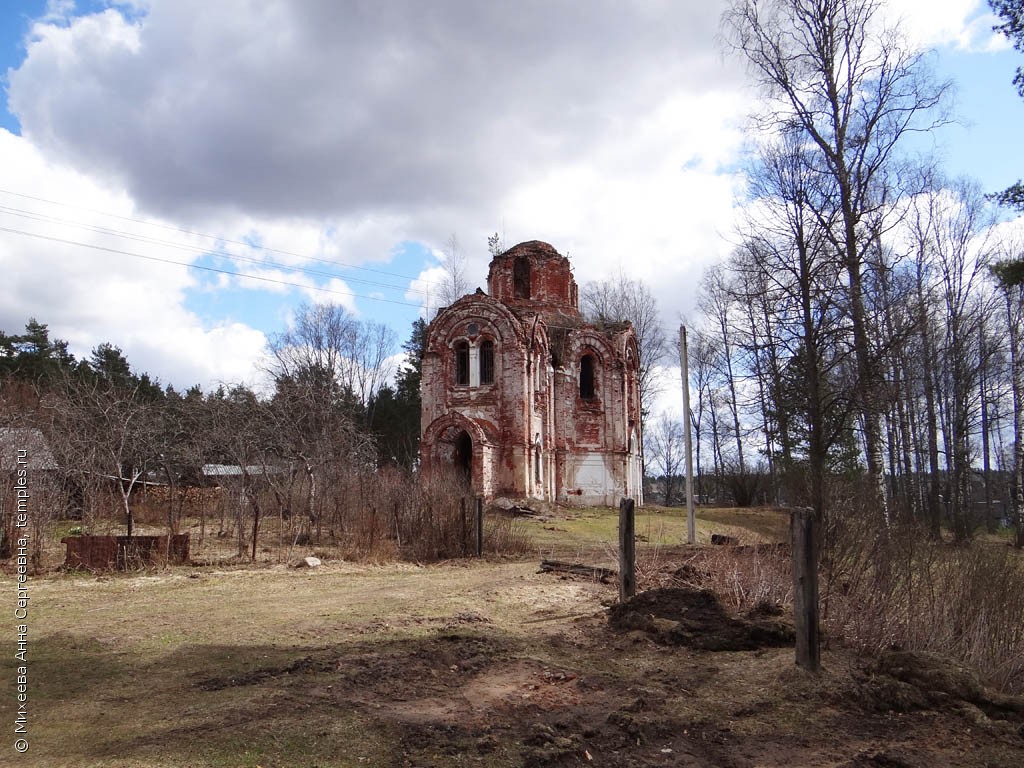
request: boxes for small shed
[0,427,59,558]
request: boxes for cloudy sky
[0,0,1021,403]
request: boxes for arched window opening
[534,445,542,485]
[580,354,596,399]
[455,341,470,386]
[513,256,531,299]
[480,340,494,384]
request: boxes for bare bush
[822,504,1024,693]
[190,466,531,565]
[661,545,792,612]
[643,493,1024,694]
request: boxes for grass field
[2,505,1022,767]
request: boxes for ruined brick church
[419,240,643,506]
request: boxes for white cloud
[7,1,745,243]
[41,0,77,24]
[301,277,359,313]
[884,0,1005,52]
[405,265,449,319]
[498,88,747,325]
[0,129,267,390]
[3,0,1007,395]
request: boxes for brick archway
[421,412,497,496]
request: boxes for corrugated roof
[202,464,278,477]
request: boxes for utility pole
[679,325,696,545]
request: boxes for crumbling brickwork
[420,241,643,506]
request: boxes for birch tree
[723,0,951,522]
[990,242,1024,547]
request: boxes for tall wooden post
[792,506,820,671]
[618,498,636,603]
[679,325,696,545]
[475,496,484,557]
[460,497,468,556]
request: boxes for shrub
[822,508,1024,694]
[662,491,1024,694]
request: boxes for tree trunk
[916,277,943,537]
[846,252,889,524]
[1007,289,1024,548]
[979,324,995,533]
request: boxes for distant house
[0,427,59,557]
[202,464,272,478]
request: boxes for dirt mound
[608,587,794,651]
[838,750,921,768]
[855,650,1024,727]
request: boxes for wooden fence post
[791,506,820,671]
[460,497,467,557]
[618,497,636,603]
[475,496,484,557]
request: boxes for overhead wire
[0,188,670,335]
[0,225,429,310]
[0,186,440,285]
[0,203,437,297]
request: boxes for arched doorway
[422,414,490,496]
[453,430,473,486]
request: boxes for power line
[1,221,657,332]
[0,225,429,310]
[1,207,662,332]
[0,187,436,283]
[0,204,437,296]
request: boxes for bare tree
[580,272,669,424]
[45,374,160,538]
[203,385,275,559]
[732,134,852,523]
[437,232,470,307]
[347,320,398,420]
[687,329,719,503]
[723,0,951,522]
[269,302,396,418]
[156,386,206,545]
[990,239,1024,547]
[921,181,996,539]
[645,412,687,505]
[698,264,747,474]
[267,302,385,543]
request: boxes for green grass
[527,504,786,557]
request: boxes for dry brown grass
[624,503,1024,696]
[36,470,531,571]
[5,503,1024,766]
[822,515,1024,694]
